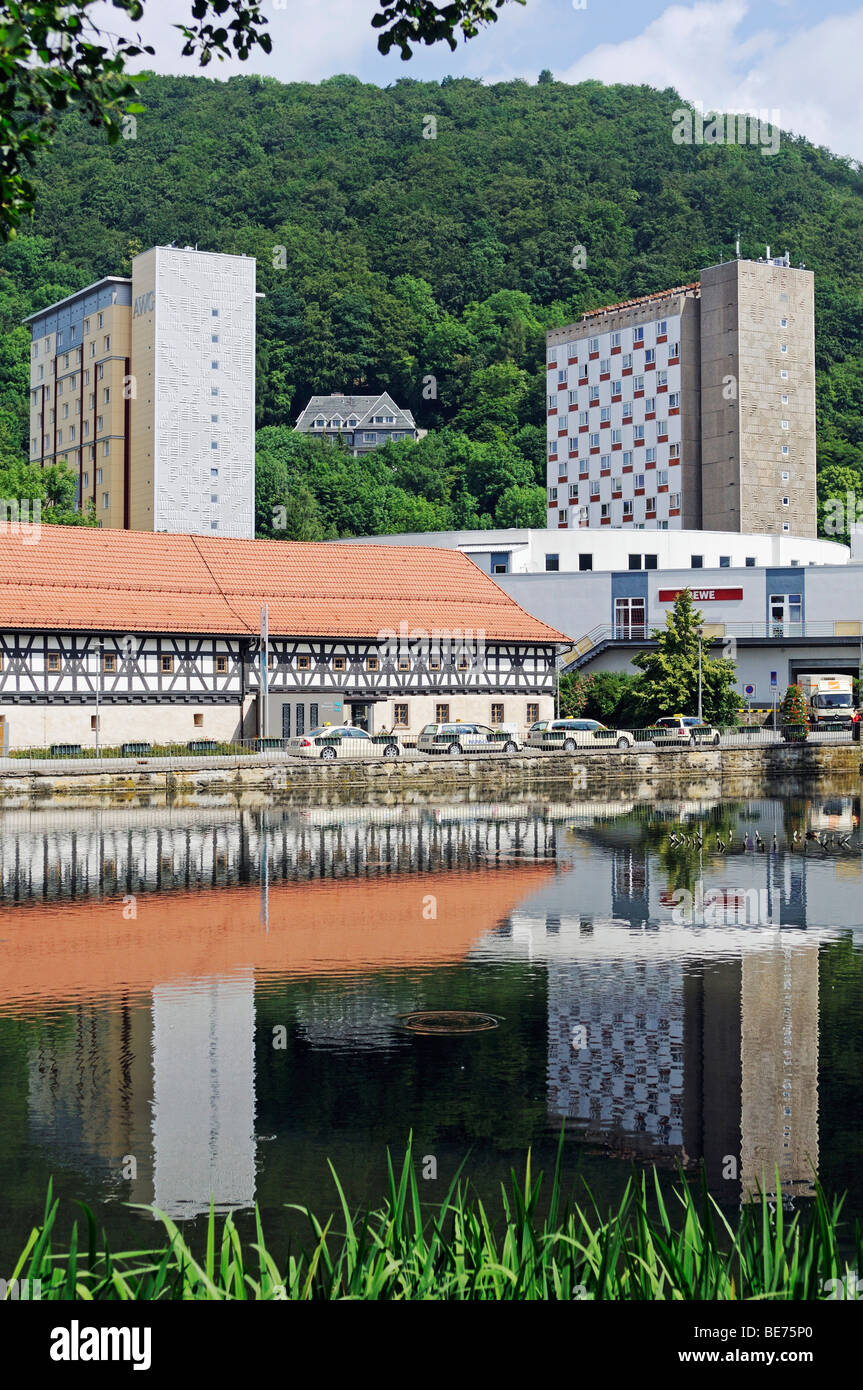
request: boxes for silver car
[416,722,521,755]
[525,718,634,751]
[286,725,401,760]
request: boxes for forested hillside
[2,72,863,538]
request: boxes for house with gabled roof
[294,391,419,455]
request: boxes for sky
[98,0,863,162]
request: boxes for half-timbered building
[0,526,568,750]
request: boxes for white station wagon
[416,722,521,755]
[525,718,634,751]
[286,725,401,760]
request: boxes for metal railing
[567,619,862,657]
[0,724,856,774]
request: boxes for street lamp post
[697,625,703,721]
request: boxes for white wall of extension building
[342,528,848,575]
[495,561,863,704]
[0,700,255,752]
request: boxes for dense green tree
[0,458,96,525]
[631,590,738,726]
[2,74,863,534]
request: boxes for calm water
[1,794,862,1266]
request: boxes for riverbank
[0,742,859,808]
[14,1147,860,1301]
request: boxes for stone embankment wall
[0,744,859,809]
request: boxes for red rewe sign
[658,588,743,602]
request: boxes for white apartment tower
[545,254,816,537]
[26,246,258,538]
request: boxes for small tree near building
[630,589,738,726]
[780,684,809,736]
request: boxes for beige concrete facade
[28,285,132,528]
[700,260,816,537]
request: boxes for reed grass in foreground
[9,1141,862,1300]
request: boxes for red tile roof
[0,525,569,642]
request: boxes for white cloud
[560,0,863,161]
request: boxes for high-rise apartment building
[545,254,816,537]
[25,246,257,537]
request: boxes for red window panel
[612,490,622,499]
[668,356,679,366]
[657,384,668,393]
[548,498,557,508]
[589,351,599,360]
[612,442,622,451]
[568,356,578,365]
[645,411,655,420]
[634,389,644,399]
[548,407,558,416]
[600,419,611,429]
[547,361,557,371]
[611,345,622,355]
[633,340,645,350]
[623,464,634,473]
[656,334,667,344]
[669,507,680,516]
[622,367,633,376]
[645,509,656,518]
[645,457,656,468]
[635,438,645,448]
[657,433,668,443]
[590,446,600,455]
[669,406,680,415]
[579,423,589,433]
[558,520,569,529]
[645,362,656,372]
[600,516,611,525]
[634,487,645,496]
[558,427,568,436]
[658,484,668,493]
[611,394,622,403]
[600,372,610,382]
[569,448,579,458]
[600,466,611,476]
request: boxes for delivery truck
[797,674,857,729]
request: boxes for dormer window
[314,417,325,428]
[330,417,342,429]
[348,416,357,426]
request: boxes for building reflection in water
[4,800,853,1213]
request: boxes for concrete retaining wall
[0,743,859,810]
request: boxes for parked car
[416,722,521,755]
[525,718,634,751]
[647,716,720,747]
[286,725,400,760]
